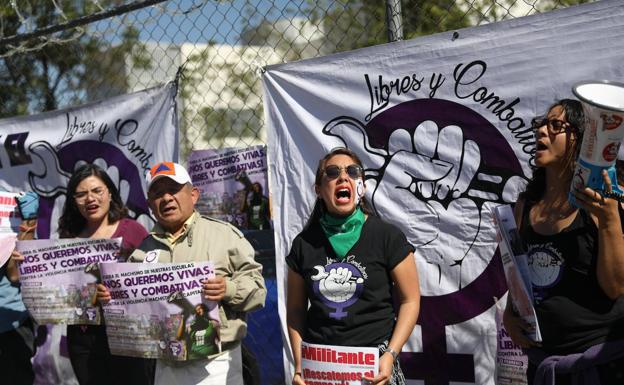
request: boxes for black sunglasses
[323,164,363,180]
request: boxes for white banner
[262,1,624,384]
[0,82,179,238]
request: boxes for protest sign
[15,238,122,325]
[188,145,270,230]
[494,302,528,385]
[301,341,378,385]
[0,191,19,267]
[0,191,21,233]
[100,261,220,360]
[494,205,541,342]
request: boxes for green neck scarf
[319,207,365,260]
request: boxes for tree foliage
[0,0,145,118]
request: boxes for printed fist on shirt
[312,266,364,303]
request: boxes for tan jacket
[129,212,266,346]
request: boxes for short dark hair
[58,164,128,238]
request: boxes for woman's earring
[355,179,365,206]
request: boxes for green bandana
[319,207,365,260]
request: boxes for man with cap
[122,161,266,385]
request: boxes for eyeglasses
[323,164,363,180]
[531,117,577,136]
[74,187,108,203]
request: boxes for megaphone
[569,80,624,207]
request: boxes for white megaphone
[569,80,624,207]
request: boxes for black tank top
[520,202,624,354]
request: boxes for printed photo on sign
[188,145,270,230]
[15,238,122,325]
[301,341,378,385]
[100,261,220,360]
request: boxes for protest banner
[100,262,220,360]
[15,238,122,325]
[262,1,624,383]
[0,83,178,239]
[188,145,270,230]
[301,341,378,385]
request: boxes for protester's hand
[502,306,540,349]
[96,284,111,305]
[10,250,25,263]
[202,276,226,302]
[364,352,393,385]
[572,170,621,223]
[292,372,306,385]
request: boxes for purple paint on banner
[36,141,150,238]
[364,99,519,384]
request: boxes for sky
[128,0,305,45]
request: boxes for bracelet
[385,348,399,361]
[604,191,624,202]
[294,372,302,377]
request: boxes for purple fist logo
[322,99,526,384]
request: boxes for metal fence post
[386,0,404,42]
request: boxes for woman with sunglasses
[58,164,155,385]
[503,100,624,384]
[286,148,420,385]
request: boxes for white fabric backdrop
[262,1,624,384]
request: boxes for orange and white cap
[146,162,192,190]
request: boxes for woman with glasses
[286,148,420,385]
[58,164,154,385]
[503,99,624,384]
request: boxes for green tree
[0,0,146,118]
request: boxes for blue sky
[130,0,305,45]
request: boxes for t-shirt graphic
[527,242,564,304]
[311,257,367,320]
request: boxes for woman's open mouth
[335,187,351,204]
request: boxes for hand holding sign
[202,275,226,302]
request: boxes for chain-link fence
[0,1,594,384]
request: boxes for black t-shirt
[286,215,414,347]
[520,202,624,354]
